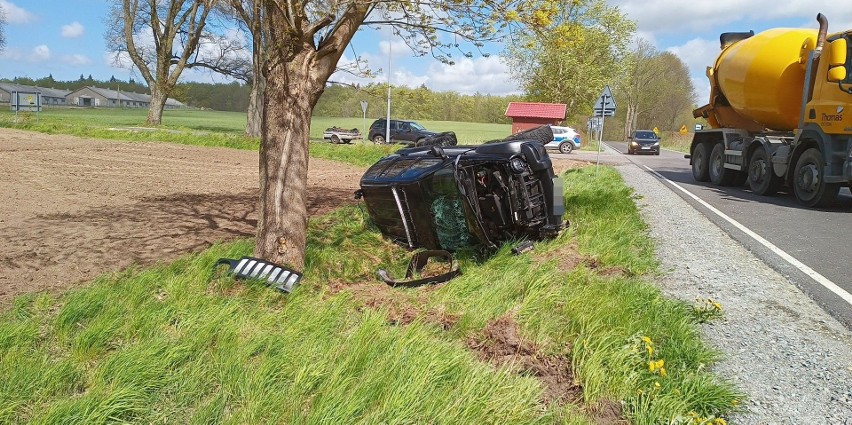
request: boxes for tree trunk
[146,87,168,126]
[254,51,324,269]
[245,74,264,138]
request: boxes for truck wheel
[331,135,341,144]
[747,147,779,196]
[558,141,573,154]
[691,142,710,182]
[373,135,386,145]
[709,143,739,186]
[793,148,840,207]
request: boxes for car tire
[331,135,341,144]
[373,135,386,145]
[558,141,573,154]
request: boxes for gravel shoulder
[615,157,852,424]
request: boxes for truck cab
[690,14,852,208]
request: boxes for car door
[396,122,416,143]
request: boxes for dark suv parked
[368,119,438,145]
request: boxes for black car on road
[368,119,437,145]
[627,130,660,155]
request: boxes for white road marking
[640,163,852,307]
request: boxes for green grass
[0,166,743,424]
[660,132,692,153]
[0,109,514,145]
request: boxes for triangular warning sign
[593,85,616,110]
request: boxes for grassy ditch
[0,166,742,424]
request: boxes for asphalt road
[560,142,852,329]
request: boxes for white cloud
[331,55,521,96]
[611,0,852,34]
[30,45,50,62]
[103,51,133,70]
[61,22,85,38]
[423,56,520,96]
[666,38,718,105]
[62,54,91,66]
[0,0,35,24]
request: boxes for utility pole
[385,40,392,144]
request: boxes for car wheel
[373,135,386,145]
[331,135,341,144]
[558,141,573,154]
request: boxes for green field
[0,166,742,424]
[0,108,515,145]
[0,107,742,423]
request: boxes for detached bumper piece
[214,257,302,293]
[378,250,461,287]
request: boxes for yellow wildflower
[714,418,727,425]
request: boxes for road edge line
[640,164,852,307]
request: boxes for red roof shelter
[504,102,567,134]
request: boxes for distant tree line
[2,75,524,123]
[314,83,521,123]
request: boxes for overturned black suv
[357,127,566,252]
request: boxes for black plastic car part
[359,128,566,253]
[377,250,461,287]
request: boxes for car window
[410,122,427,131]
[552,128,564,134]
[634,131,656,139]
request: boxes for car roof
[550,125,575,132]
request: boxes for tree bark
[245,74,264,137]
[147,87,168,126]
[254,50,326,269]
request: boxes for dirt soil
[0,128,364,306]
[0,129,588,306]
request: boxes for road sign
[592,85,616,117]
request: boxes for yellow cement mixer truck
[689,13,852,207]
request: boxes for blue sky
[2,0,852,104]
